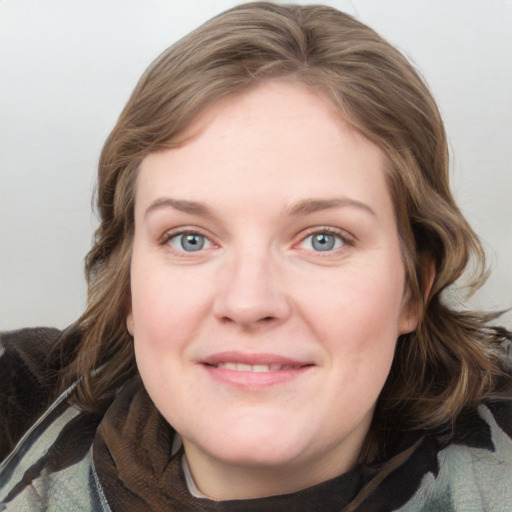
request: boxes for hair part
[58,1,511,462]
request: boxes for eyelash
[296,226,355,253]
[160,226,355,255]
[161,228,217,256]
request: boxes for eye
[299,231,345,252]
[168,232,212,252]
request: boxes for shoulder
[0,385,108,511]
[441,402,512,510]
[398,400,512,511]
[0,327,64,461]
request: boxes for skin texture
[128,81,419,500]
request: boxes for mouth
[200,352,313,388]
[207,362,303,372]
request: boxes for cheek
[129,262,217,385]
[130,260,176,370]
[130,274,190,400]
[302,259,406,349]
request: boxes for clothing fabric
[1,328,512,511]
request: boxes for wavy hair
[59,2,511,461]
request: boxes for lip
[201,351,309,367]
[199,351,314,388]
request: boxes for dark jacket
[1,328,512,511]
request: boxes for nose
[213,249,291,329]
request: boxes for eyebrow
[145,198,212,218]
[284,198,376,217]
[144,196,376,219]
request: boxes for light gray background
[1,0,511,330]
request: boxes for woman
[1,2,511,510]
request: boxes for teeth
[214,363,299,372]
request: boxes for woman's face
[129,81,418,498]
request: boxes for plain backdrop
[1,0,511,330]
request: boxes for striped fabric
[1,329,511,511]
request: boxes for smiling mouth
[200,350,315,391]
[200,352,313,386]
[202,360,312,388]
[207,363,303,372]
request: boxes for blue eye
[302,232,344,252]
[169,233,212,252]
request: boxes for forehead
[135,81,392,219]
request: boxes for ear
[398,298,421,336]
[126,311,134,336]
[398,253,436,335]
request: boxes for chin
[186,417,310,467]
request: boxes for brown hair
[60,2,510,460]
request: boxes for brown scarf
[92,377,390,511]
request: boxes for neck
[182,441,361,501]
